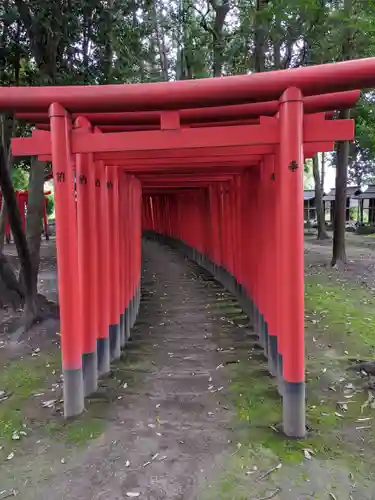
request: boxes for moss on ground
[45,416,105,446]
[305,273,375,354]
[202,270,375,498]
[0,339,152,453]
[227,361,345,464]
[0,352,60,441]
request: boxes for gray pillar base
[261,316,268,358]
[255,310,264,347]
[97,337,110,376]
[82,351,98,396]
[109,323,121,360]
[277,352,284,396]
[267,334,278,377]
[120,313,125,347]
[63,368,84,418]
[129,298,133,329]
[124,308,130,340]
[282,381,306,438]
[128,306,133,339]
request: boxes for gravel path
[8,239,246,499]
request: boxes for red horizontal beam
[15,90,360,123]
[12,123,278,156]
[95,145,274,161]
[35,119,262,132]
[141,180,232,188]
[12,120,353,157]
[0,57,370,111]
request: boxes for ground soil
[0,240,252,499]
[1,234,375,499]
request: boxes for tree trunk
[102,0,114,83]
[254,0,269,72]
[0,144,36,326]
[0,203,8,251]
[210,0,230,77]
[151,0,169,81]
[312,154,329,240]
[332,110,350,266]
[331,0,352,266]
[0,114,16,250]
[321,152,325,192]
[21,157,46,326]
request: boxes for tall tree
[331,0,353,266]
[313,154,329,239]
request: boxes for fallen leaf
[42,400,56,408]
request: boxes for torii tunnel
[4,57,375,438]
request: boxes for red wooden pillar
[241,170,253,314]
[97,159,111,375]
[112,167,122,357]
[129,177,136,333]
[49,102,84,418]
[75,117,98,395]
[105,167,121,360]
[274,148,284,395]
[250,166,261,335]
[135,179,141,319]
[278,87,305,438]
[118,172,126,347]
[262,155,277,375]
[124,175,131,340]
[256,161,268,353]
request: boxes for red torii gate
[4,57,375,438]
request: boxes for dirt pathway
[3,238,375,499]
[5,240,246,500]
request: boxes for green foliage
[45,194,54,218]
[304,159,314,189]
[11,166,29,190]
[1,0,375,202]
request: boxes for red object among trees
[0,190,51,243]
[7,57,375,437]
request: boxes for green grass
[202,272,375,498]
[0,353,60,441]
[0,350,107,449]
[227,361,345,464]
[305,273,375,354]
[45,416,105,446]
